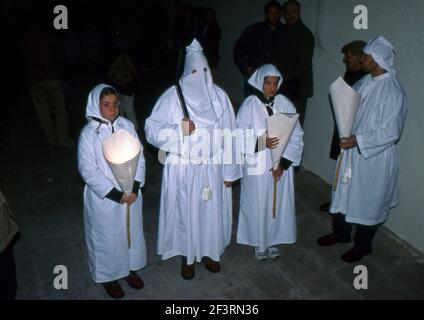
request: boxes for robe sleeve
[222,94,243,182]
[282,100,304,166]
[236,98,266,157]
[78,130,115,199]
[145,87,187,157]
[356,91,407,159]
[128,124,146,188]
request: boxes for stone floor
[1,74,423,300]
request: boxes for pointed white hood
[179,39,222,127]
[248,64,283,93]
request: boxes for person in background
[0,189,20,300]
[274,0,314,127]
[233,1,283,96]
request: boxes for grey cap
[341,40,366,54]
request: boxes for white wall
[300,0,424,254]
[187,0,424,253]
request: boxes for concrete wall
[187,0,424,253]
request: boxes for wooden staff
[273,176,277,219]
[332,149,345,191]
[127,204,131,249]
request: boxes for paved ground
[2,74,423,300]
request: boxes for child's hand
[120,193,137,205]
[266,136,279,149]
[224,180,234,188]
[270,167,283,181]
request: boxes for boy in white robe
[236,64,304,260]
[145,39,242,280]
[78,84,147,298]
[317,36,408,263]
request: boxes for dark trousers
[0,242,18,300]
[332,213,378,251]
[292,97,308,127]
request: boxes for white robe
[145,85,242,264]
[330,73,407,225]
[236,95,304,251]
[78,112,146,283]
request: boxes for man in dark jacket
[274,0,314,126]
[233,1,283,96]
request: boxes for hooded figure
[318,37,408,263]
[78,84,146,297]
[236,64,304,259]
[145,39,242,279]
[363,36,396,75]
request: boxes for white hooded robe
[236,64,304,251]
[78,84,147,283]
[145,40,242,264]
[330,72,407,225]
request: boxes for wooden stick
[332,149,344,191]
[273,176,277,219]
[127,204,131,249]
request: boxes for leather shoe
[102,281,125,299]
[317,233,351,246]
[181,258,195,280]
[124,271,144,289]
[202,257,221,273]
[319,202,330,212]
[341,245,372,263]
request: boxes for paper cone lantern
[329,77,361,138]
[102,129,142,195]
[266,113,299,170]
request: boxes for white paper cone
[266,113,299,169]
[102,129,142,195]
[329,77,361,138]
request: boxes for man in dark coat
[233,1,283,96]
[274,0,314,126]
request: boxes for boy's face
[100,94,119,121]
[263,76,279,98]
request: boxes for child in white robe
[236,64,304,260]
[78,84,147,298]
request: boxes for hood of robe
[179,39,222,127]
[85,83,117,122]
[248,64,283,94]
[363,36,396,75]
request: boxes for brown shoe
[202,257,221,273]
[181,257,195,280]
[124,271,144,289]
[341,245,372,263]
[102,281,125,299]
[317,233,351,246]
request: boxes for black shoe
[181,257,195,280]
[317,233,351,246]
[341,245,372,263]
[124,271,144,289]
[319,202,330,212]
[102,281,125,299]
[202,257,221,273]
